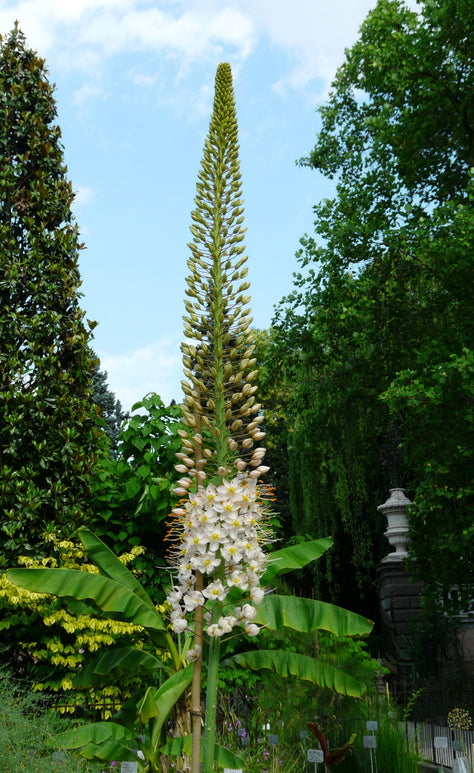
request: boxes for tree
[92,365,128,457]
[7,62,374,773]
[272,0,474,613]
[0,26,102,566]
[90,393,184,594]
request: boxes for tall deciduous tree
[0,26,101,566]
[272,0,474,614]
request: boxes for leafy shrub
[0,535,169,714]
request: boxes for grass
[0,669,102,773]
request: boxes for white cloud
[0,1,257,70]
[240,0,419,96]
[73,184,95,208]
[73,81,107,106]
[0,0,420,101]
[98,336,182,412]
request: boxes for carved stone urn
[377,487,412,562]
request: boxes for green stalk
[203,636,222,772]
[181,62,260,480]
[191,571,204,773]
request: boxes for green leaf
[56,722,135,759]
[78,527,156,610]
[262,538,333,584]
[255,595,373,637]
[7,567,166,631]
[77,739,139,763]
[227,649,366,697]
[149,663,194,747]
[160,735,245,769]
[74,647,165,687]
[125,477,142,498]
[138,685,161,723]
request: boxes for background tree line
[1,0,473,690]
[258,0,474,619]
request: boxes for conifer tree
[0,26,101,566]
[92,365,128,456]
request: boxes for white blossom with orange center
[166,473,270,636]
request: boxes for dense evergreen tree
[92,365,128,456]
[0,26,102,566]
[271,0,474,614]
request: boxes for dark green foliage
[92,365,128,456]
[253,329,291,531]
[0,26,102,567]
[90,393,184,591]
[269,0,474,613]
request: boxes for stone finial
[378,487,412,562]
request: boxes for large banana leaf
[137,685,163,723]
[77,740,139,762]
[149,663,194,747]
[7,568,165,631]
[255,595,373,637]
[79,527,156,610]
[226,650,366,697]
[57,665,194,761]
[74,647,166,687]
[57,721,138,761]
[262,538,333,585]
[161,735,245,770]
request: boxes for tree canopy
[269,0,474,614]
[0,26,102,566]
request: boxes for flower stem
[203,636,221,772]
[191,571,204,773]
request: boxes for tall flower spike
[180,63,264,481]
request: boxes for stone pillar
[377,489,423,659]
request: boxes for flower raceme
[166,473,270,638]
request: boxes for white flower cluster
[167,474,268,638]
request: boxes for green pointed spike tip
[180,63,263,481]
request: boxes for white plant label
[121,763,138,773]
[366,721,378,731]
[307,748,324,763]
[363,735,377,748]
[224,769,243,773]
[434,737,449,749]
[268,734,278,746]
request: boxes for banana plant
[8,527,372,770]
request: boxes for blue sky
[1,0,415,411]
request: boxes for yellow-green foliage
[0,535,169,716]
